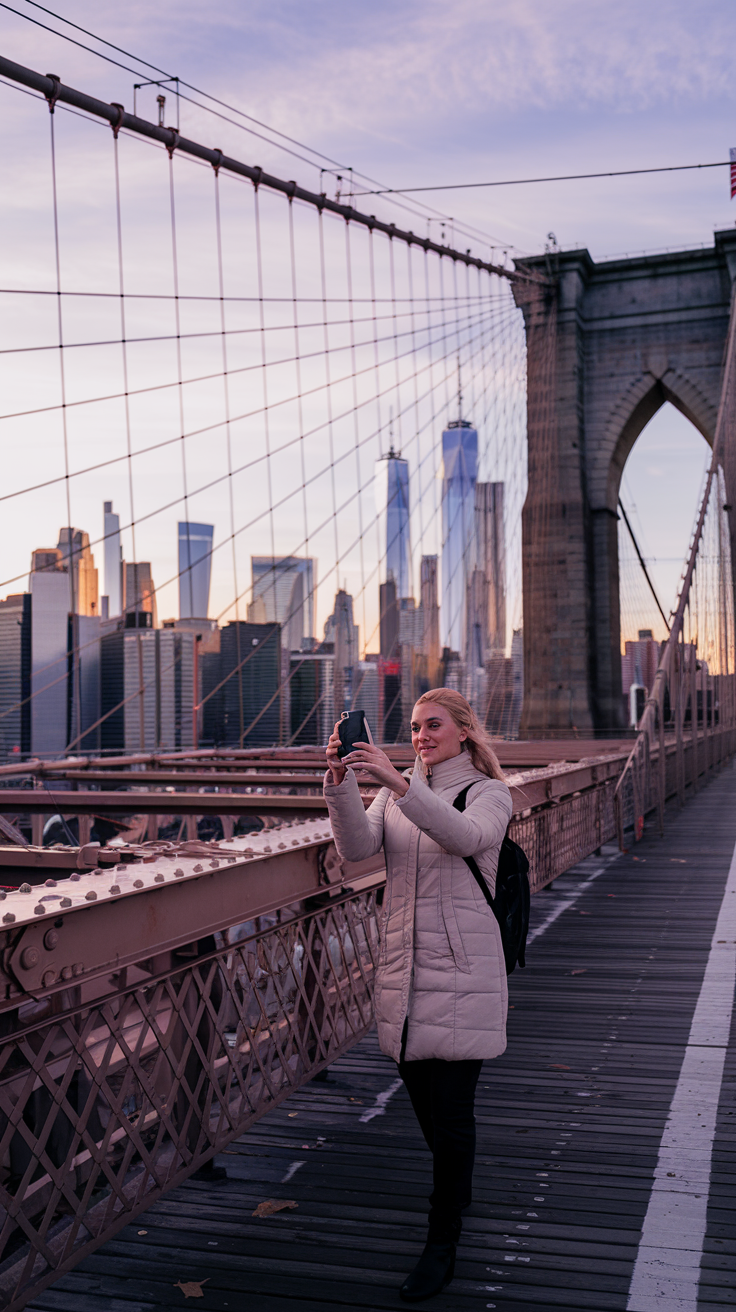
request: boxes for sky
[0,0,732,645]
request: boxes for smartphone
[337,709,373,759]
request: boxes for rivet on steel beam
[69,874,81,882]
[72,963,83,976]
[44,929,59,950]
[263,847,272,854]
[42,970,55,987]
[21,947,39,970]
[85,891,97,901]
[133,879,144,889]
[193,864,203,873]
[33,905,45,915]
[210,860,219,868]
[19,883,32,894]
[109,885,121,894]
[44,879,57,888]
[154,873,165,883]
[174,868,185,877]
[60,898,72,908]
[61,965,73,980]
[2,913,15,923]
[277,844,286,850]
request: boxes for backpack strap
[452,785,496,915]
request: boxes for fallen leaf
[348,1097,363,1104]
[288,1112,298,1118]
[571,969,587,975]
[174,1279,209,1299]
[548,1064,570,1070]
[137,1229,147,1235]
[252,1198,298,1218]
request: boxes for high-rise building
[0,594,30,760]
[441,421,478,654]
[419,556,441,666]
[352,658,379,740]
[379,578,399,659]
[57,527,99,616]
[69,614,102,752]
[178,522,214,620]
[101,627,195,752]
[475,483,506,655]
[29,569,70,758]
[249,557,315,651]
[102,501,122,619]
[290,652,335,745]
[123,561,157,628]
[219,621,282,747]
[324,589,359,714]
[376,447,412,601]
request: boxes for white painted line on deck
[281,1160,306,1183]
[359,1078,404,1123]
[626,838,736,1312]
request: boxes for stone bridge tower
[513,229,736,737]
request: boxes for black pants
[398,1055,483,1239]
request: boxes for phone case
[337,710,372,758]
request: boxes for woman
[324,687,513,1302]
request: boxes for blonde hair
[413,688,505,781]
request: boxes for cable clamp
[211,148,223,177]
[44,73,61,115]
[110,103,125,140]
[166,127,180,159]
[286,180,297,200]
[251,166,263,191]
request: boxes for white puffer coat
[324,752,513,1063]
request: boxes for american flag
[731,147,736,199]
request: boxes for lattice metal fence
[0,887,380,1311]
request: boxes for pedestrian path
[28,764,736,1312]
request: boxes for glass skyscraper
[376,448,412,600]
[441,421,478,653]
[250,557,316,651]
[103,501,122,617]
[178,522,214,619]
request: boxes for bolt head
[20,946,40,970]
[44,929,59,951]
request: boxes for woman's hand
[342,742,409,797]
[326,723,347,785]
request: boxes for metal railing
[0,736,723,1308]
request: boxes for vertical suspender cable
[344,221,368,668]
[212,161,244,747]
[47,97,81,753]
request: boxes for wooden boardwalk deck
[28,764,736,1312]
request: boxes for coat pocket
[440,876,471,974]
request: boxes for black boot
[400,1237,456,1302]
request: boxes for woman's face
[410,702,467,767]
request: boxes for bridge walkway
[28,763,736,1312]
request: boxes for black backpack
[453,785,530,975]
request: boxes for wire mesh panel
[0,886,380,1311]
